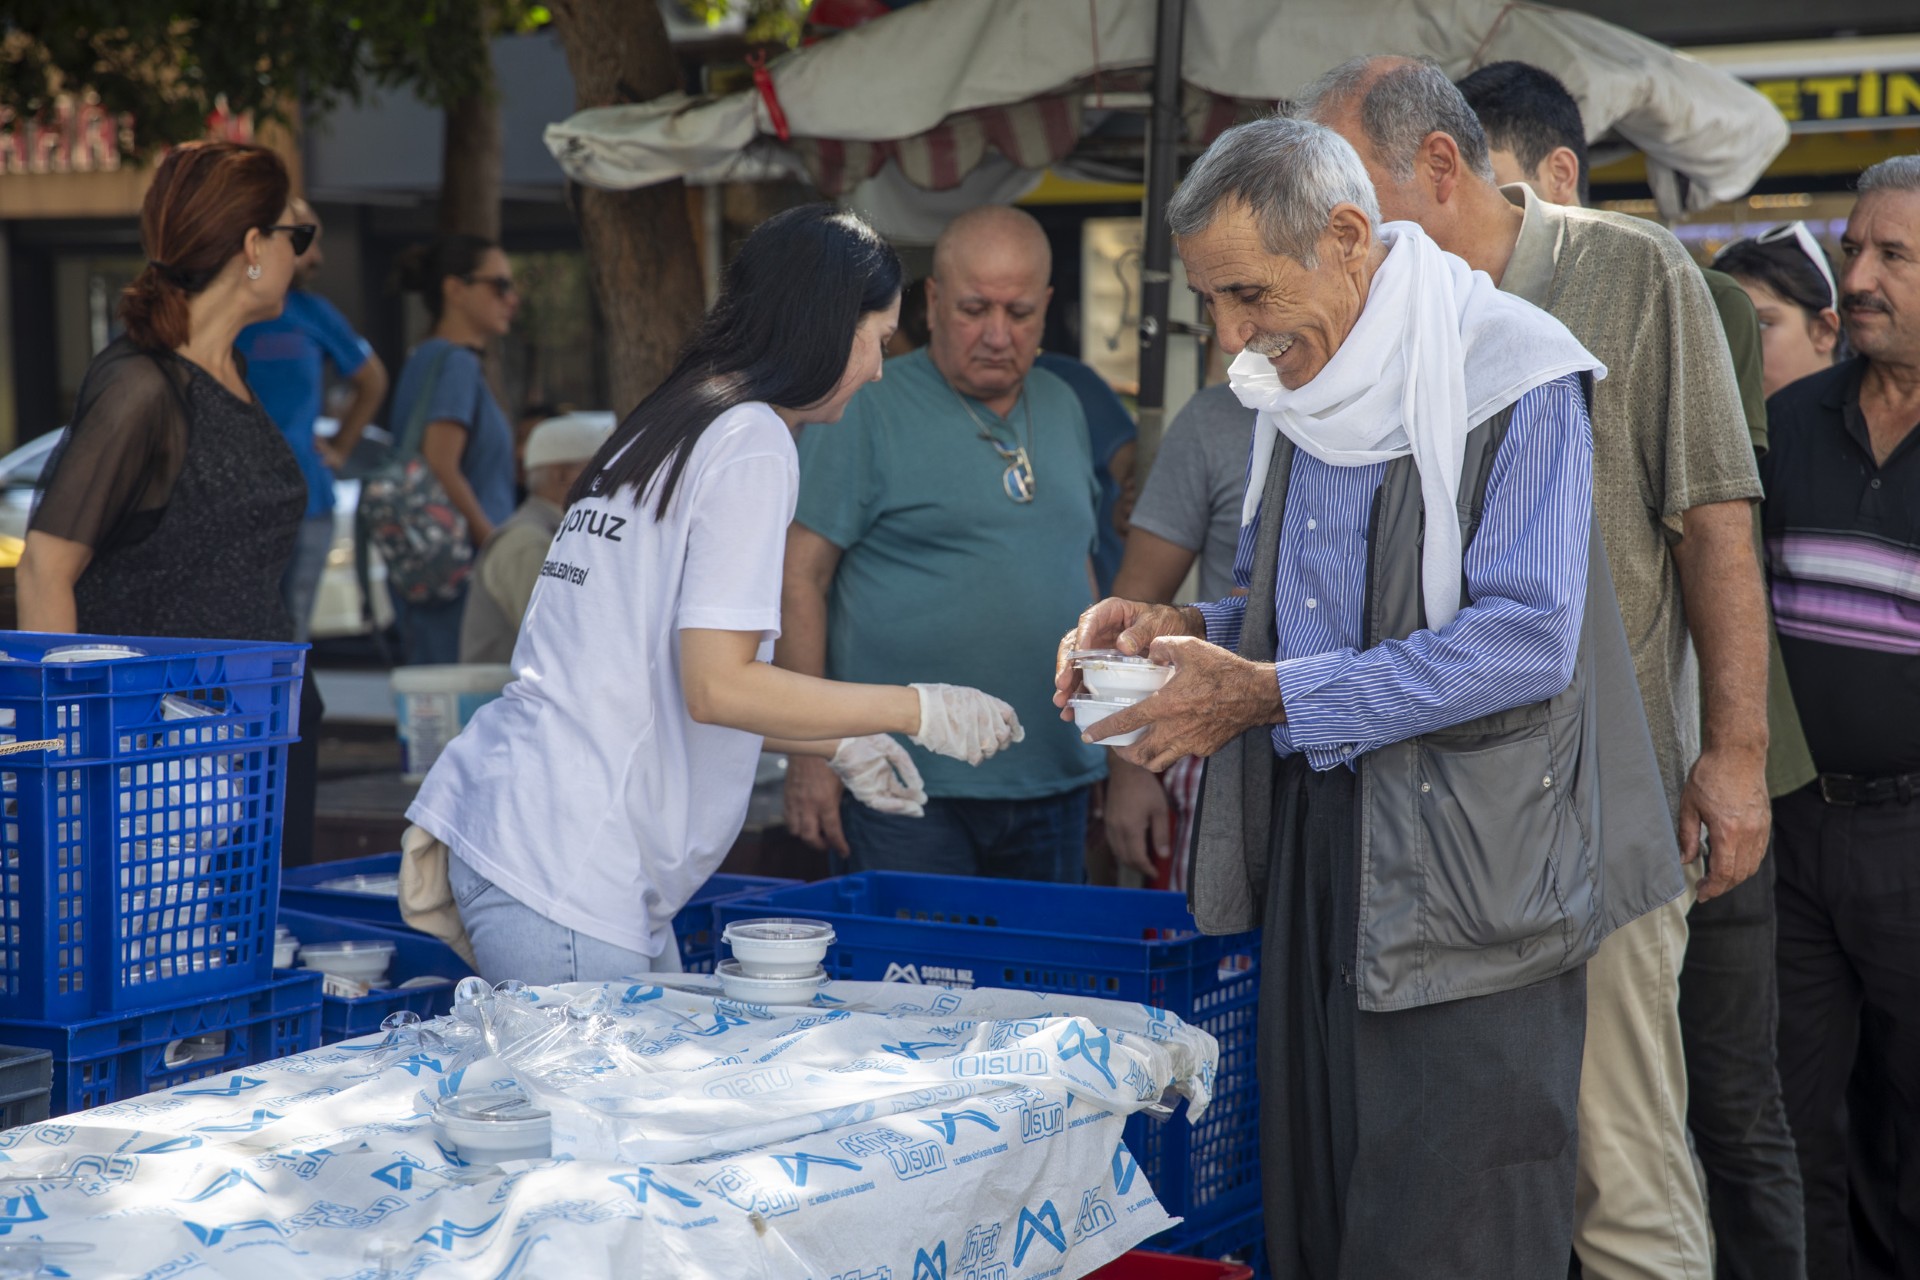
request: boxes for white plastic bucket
[390,664,513,781]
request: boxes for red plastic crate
[1088,1250,1254,1279]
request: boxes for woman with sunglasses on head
[1713,221,1845,398]
[401,206,1021,984]
[386,235,522,664]
[21,141,312,642]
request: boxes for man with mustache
[1054,115,1682,1275]
[1762,154,1920,1278]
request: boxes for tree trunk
[548,0,704,416]
[440,88,503,241]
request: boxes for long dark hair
[391,234,498,320]
[571,205,902,519]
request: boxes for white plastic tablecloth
[0,977,1219,1279]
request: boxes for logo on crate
[1019,1100,1064,1143]
[177,1168,267,1203]
[1075,1188,1115,1241]
[921,1109,1000,1145]
[956,1222,1007,1280]
[882,961,976,988]
[912,1240,947,1280]
[697,1164,800,1218]
[702,1066,792,1099]
[1055,1023,1117,1089]
[1111,1145,1140,1196]
[607,1168,702,1209]
[771,1152,862,1188]
[1011,1200,1067,1267]
[0,1192,48,1234]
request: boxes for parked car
[0,425,394,639]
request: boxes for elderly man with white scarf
[1054,117,1684,1274]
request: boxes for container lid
[1068,648,1163,667]
[1070,694,1143,710]
[716,959,829,991]
[314,873,402,897]
[42,644,146,663]
[435,1092,550,1127]
[723,918,836,948]
[297,939,397,960]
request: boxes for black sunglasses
[463,273,518,299]
[265,223,317,255]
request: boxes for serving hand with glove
[1051,598,1284,773]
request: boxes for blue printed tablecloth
[0,977,1218,1279]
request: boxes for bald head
[933,204,1051,284]
[926,205,1054,412]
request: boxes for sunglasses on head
[1756,220,1837,310]
[463,273,519,300]
[264,223,317,256]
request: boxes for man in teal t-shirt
[779,205,1105,881]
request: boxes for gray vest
[1190,405,1683,1012]
[458,497,563,665]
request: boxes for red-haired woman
[20,141,327,860]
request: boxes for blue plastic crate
[0,632,304,1022]
[0,970,322,1116]
[281,852,405,928]
[277,908,472,1043]
[713,872,1262,1233]
[675,873,800,973]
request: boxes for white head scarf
[1228,221,1606,629]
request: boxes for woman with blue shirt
[389,235,521,664]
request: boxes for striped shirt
[1759,357,1920,775]
[1194,374,1594,770]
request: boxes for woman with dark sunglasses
[385,235,522,664]
[21,140,310,643]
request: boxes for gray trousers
[1258,754,1588,1279]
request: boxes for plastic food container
[722,918,836,977]
[1071,697,1145,746]
[41,644,147,663]
[297,939,396,988]
[273,926,299,969]
[716,959,829,1004]
[433,1092,553,1164]
[1070,649,1173,702]
[314,873,402,898]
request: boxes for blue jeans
[448,854,683,985]
[393,586,467,666]
[280,514,334,643]
[838,788,1089,882]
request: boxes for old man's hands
[1053,598,1285,773]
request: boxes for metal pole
[1134,0,1186,478]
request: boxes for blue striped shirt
[1194,373,1594,770]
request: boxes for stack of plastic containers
[716,918,836,1003]
[0,633,322,1118]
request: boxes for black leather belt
[1817,771,1920,806]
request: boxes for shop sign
[1750,69,1920,126]
[0,94,257,177]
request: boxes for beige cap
[524,412,614,471]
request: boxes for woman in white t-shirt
[401,207,1022,984]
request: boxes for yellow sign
[1750,70,1920,125]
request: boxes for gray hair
[1859,155,1920,195]
[1296,55,1497,185]
[1166,116,1381,267]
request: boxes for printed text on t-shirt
[557,507,627,542]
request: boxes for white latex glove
[908,683,1024,766]
[828,734,928,817]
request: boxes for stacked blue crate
[0,633,322,1116]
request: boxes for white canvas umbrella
[545,0,1790,219]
